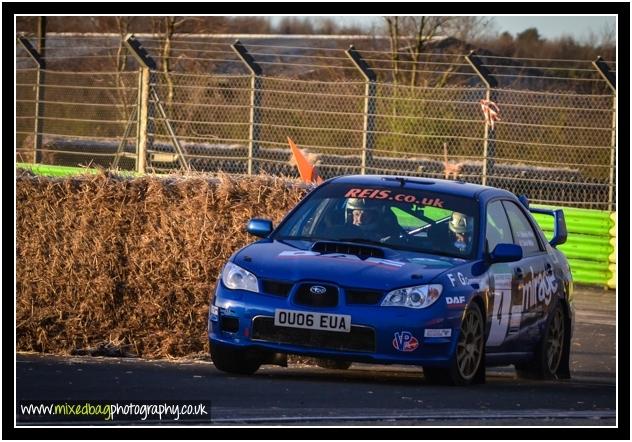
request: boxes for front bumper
[208,282,464,366]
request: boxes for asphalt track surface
[15,286,616,426]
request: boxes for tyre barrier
[607,212,617,289]
[532,206,616,289]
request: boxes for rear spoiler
[529,207,568,248]
[518,195,567,247]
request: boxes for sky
[474,16,614,41]
[268,15,617,42]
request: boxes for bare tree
[383,16,501,87]
[444,16,496,43]
[406,16,452,87]
[112,17,136,121]
[597,21,616,60]
[152,16,203,106]
[383,16,454,87]
[384,16,400,85]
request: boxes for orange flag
[287,137,323,184]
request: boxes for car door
[484,199,519,353]
[501,200,550,350]
[485,199,548,353]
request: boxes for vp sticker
[392,331,419,352]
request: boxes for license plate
[274,309,351,333]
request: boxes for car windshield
[273,182,479,258]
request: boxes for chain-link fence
[15,34,616,210]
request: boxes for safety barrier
[532,205,616,289]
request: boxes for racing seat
[373,209,407,240]
[429,220,452,252]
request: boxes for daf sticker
[446,296,466,305]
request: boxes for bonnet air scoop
[311,241,385,259]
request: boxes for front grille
[252,317,375,352]
[262,279,293,297]
[312,241,385,258]
[294,283,339,307]
[346,289,383,305]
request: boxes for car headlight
[221,262,259,293]
[381,284,443,309]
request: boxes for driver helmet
[345,198,383,230]
[449,212,472,235]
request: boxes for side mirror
[489,243,523,263]
[246,218,273,238]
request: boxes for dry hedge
[16,170,307,358]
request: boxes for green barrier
[531,205,616,289]
[575,275,610,286]
[533,227,612,262]
[560,248,611,263]
[532,214,614,236]
[17,163,102,177]
[572,267,612,279]
[16,163,138,178]
[559,241,613,256]
[566,234,609,247]
[532,218,612,234]
[572,268,613,286]
[568,258,611,272]
[556,233,611,247]
[533,204,613,221]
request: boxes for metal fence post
[123,35,156,173]
[16,35,45,164]
[123,34,189,173]
[232,40,262,176]
[136,67,150,174]
[592,57,616,212]
[466,51,498,186]
[346,45,376,175]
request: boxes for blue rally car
[209,175,574,385]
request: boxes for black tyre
[210,344,262,375]
[516,303,567,380]
[315,358,352,370]
[425,302,485,386]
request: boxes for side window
[289,198,331,237]
[502,201,542,256]
[485,201,513,252]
